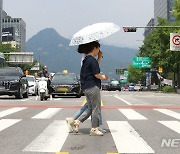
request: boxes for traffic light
[123,27,137,32]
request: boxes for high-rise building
[2,16,26,52]
[144,18,155,36]
[154,0,175,25]
[0,0,3,42]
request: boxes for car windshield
[102,78,111,83]
[0,68,22,76]
[111,80,119,85]
[52,73,77,83]
[27,76,35,82]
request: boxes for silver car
[26,75,38,95]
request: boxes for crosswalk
[0,107,180,153]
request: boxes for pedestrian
[66,51,106,134]
[70,41,108,136]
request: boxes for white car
[26,75,38,95]
[134,84,144,91]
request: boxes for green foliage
[139,18,180,79]
[127,65,145,83]
[0,43,36,72]
[137,1,180,89]
[162,86,175,93]
[173,0,180,21]
[0,43,20,53]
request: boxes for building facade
[0,0,3,42]
[2,16,26,52]
[154,0,175,25]
[144,18,155,36]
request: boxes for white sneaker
[66,118,73,133]
[98,127,106,133]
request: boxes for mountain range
[26,28,138,78]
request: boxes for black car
[101,79,111,90]
[0,67,29,99]
[51,72,81,98]
[108,80,121,91]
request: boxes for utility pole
[123,26,180,32]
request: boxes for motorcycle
[37,77,50,101]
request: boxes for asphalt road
[0,91,180,154]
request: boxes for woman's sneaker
[70,120,79,134]
[98,127,106,133]
[65,118,73,133]
[90,128,103,136]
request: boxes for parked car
[108,80,121,91]
[129,83,135,91]
[134,84,144,91]
[26,75,38,95]
[51,72,81,98]
[0,67,29,99]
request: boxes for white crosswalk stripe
[1,107,180,154]
[119,109,147,120]
[154,109,180,120]
[107,121,155,153]
[23,120,69,153]
[0,107,27,118]
[0,119,21,132]
[158,121,180,134]
[32,108,62,119]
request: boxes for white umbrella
[69,22,120,46]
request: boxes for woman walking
[71,41,108,136]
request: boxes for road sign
[170,33,180,51]
[116,69,125,74]
[132,57,151,62]
[132,57,151,68]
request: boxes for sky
[3,0,154,49]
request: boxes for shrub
[162,86,175,93]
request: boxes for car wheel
[52,94,56,98]
[15,88,23,99]
[76,93,81,98]
[23,92,29,98]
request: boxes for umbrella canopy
[69,22,120,46]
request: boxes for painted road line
[114,95,132,105]
[101,100,104,106]
[32,108,62,119]
[54,98,62,101]
[23,120,69,153]
[50,95,53,101]
[82,98,104,106]
[158,121,180,134]
[0,119,21,132]
[119,109,147,120]
[81,98,87,106]
[107,121,154,153]
[154,109,180,120]
[56,152,69,154]
[0,107,27,118]
[21,98,31,102]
